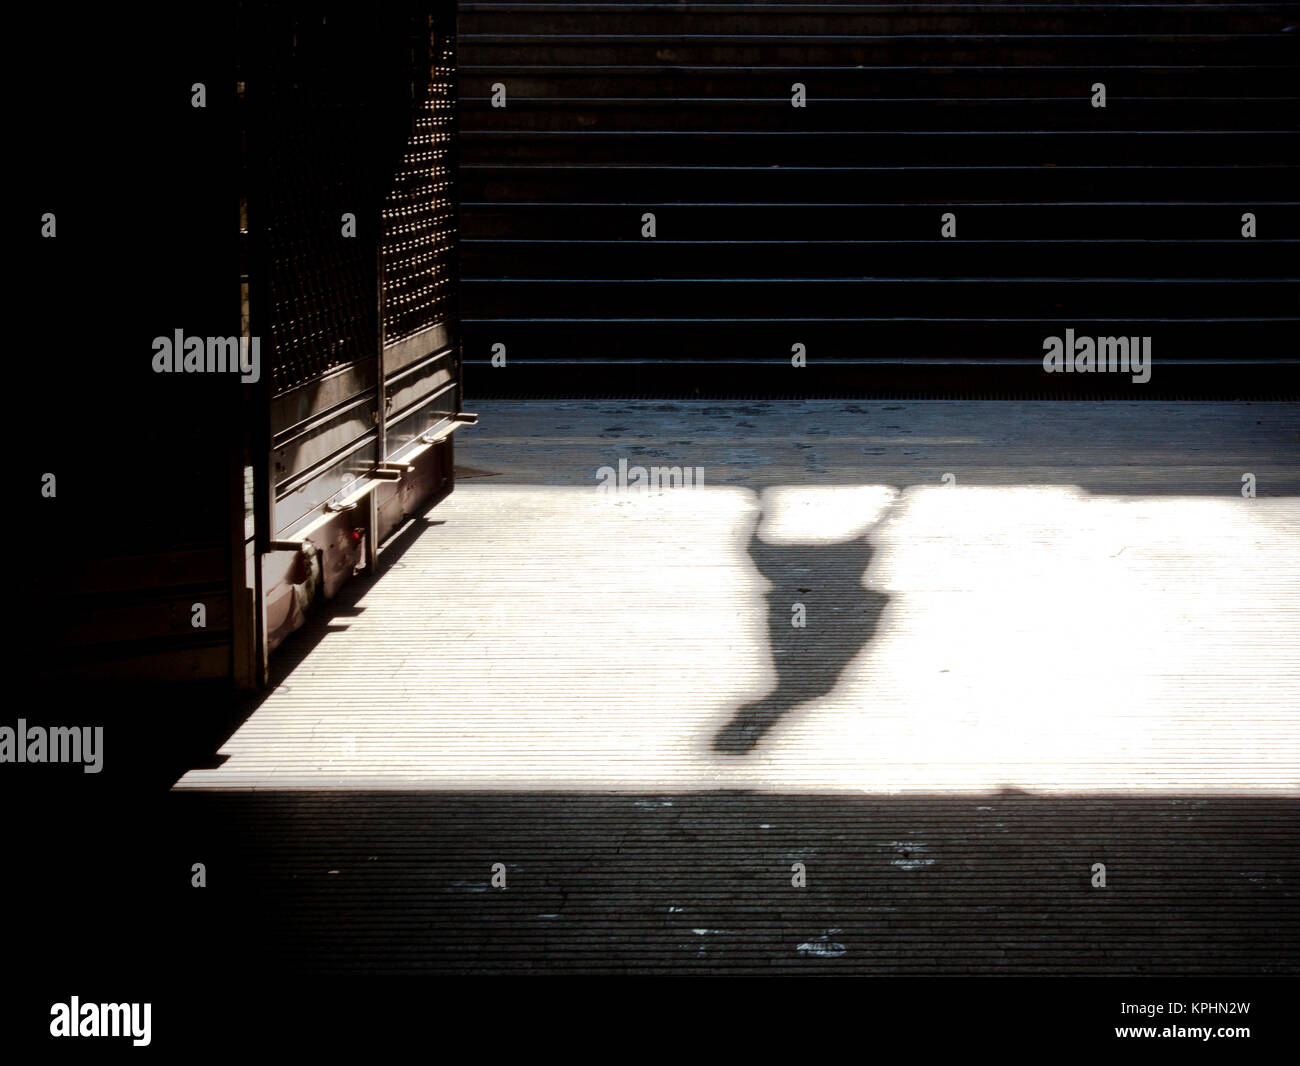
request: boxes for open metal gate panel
[239,0,466,683]
[377,19,463,495]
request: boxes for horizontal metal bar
[384,377,459,432]
[275,430,378,500]
[387,412,479,467]
[383,324,453,378]
[383,344,456,391]
[274,480,385,545]
[272,388,377,451]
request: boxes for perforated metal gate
[378,24,462,478]
[239,0,464,680]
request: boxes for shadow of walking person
[713,505,894,755]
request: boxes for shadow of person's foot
[713,699,784,754]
